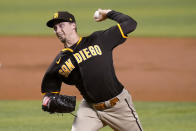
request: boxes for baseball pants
[71,89,143,131]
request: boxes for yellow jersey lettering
[65,58,75,71]
[60,65,70,77]
[83,48,92,59]
[88,46,97,56]
[79,50,87,60]
[59,69,66,76]
[58,59,75,78]
[94,45,102,55]
[72,44,103,65]
[73,53,83,64]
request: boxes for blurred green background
[0,0,196,37]
[1,101,196,131]
[1,0,196,131]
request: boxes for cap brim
[46,19,65,28]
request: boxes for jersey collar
[61,37,82,52]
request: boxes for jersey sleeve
[41,73,62,94]
[101,25,127,50]
[100,10,137,50]
[41,55,62,94]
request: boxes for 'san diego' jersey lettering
[73,45,102,64]
[58,58,75,77]
[59,44,102,77]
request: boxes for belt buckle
[92,97,119,110]
[93,103,106,110]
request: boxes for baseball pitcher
[41,8,143,131]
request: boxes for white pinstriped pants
[71,89,143,131]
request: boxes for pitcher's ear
[71,23,77,32]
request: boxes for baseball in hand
[94,11,100,19]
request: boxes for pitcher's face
[53,22,75,43]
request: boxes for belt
[92,97,119,110]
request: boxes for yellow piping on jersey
[62,48,73,52]
[117,24,128,38]
[42,92,60,95]
[76,37,82,46]
[61,37,82,52]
